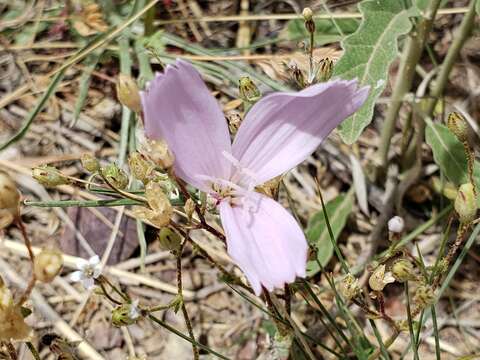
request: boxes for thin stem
[26,342,41,360]
[369,319,391,360]
[405,282,420,360]
[148,314,230,360]
[315,180,349,273]
[176,240,199,360]
[431,305,441,360]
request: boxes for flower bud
[116,74,142,113]
[369,264,395,291]
[392,259,416,283]
[338,273,361,300]
[288,61,306,89]
[184,198,195,221]
[447,112,468,142]
[140,139,175,170]
[238,76,261,103]
[0,172,20,226]
[302,7,313,21]
[32,165,70,188]
[388,216,405,233]
[454,182,477,224]
[317,57,333,82]
[413,285,435,310]
[111,300,140,327]
[128,152,153,184]
[81,153,100,173]
[101,163,129,190]
[34,248,64,283]
[302,8,315,34]
[158,227,182,253]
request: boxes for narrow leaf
[306,190,354,275]
[333,0,418,144]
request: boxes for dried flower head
[0,171,20,228]
[101,163,129,190]
[454,182,477,224]
[70,255,101,289]
[116,74,142,113]
[34,248,64,283]
[239,76,261,103]
[391,259,416,283]
[32,165,70,188]
[81,153,100,173]
[388,216,405,233]
[369,264,395,291]
[338,273,361,300]
[0,284,31,341]
[140,138,175,170]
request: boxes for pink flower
[141,60,368,295]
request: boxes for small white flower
[69,255,102,289]
[388,216,405,233]
[128,299,140,320]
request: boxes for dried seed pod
[413,285,435,310]
[81,153,100,173]
[0,172,20,228]
[34,248,64,283]
[338,273,361,300]
[116,74,142,113]
[392,259,416,283]
[0,284,31,341]
[140,139,175,170]
[369,264,395,291]
[128,152,153,184]
[101,163,129,190]
[32,165,70,188]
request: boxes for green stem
[378,0,442,169]
[405,282,420,360]
[148,314,230,360]
[26,342,41,360]
[176,240,199,360]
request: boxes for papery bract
[141,59,368,295]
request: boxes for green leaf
[306,191,354,276]
[425,121,480,205]
[333,0,418,144]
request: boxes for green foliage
[333,0,418,144]
[285,18,359,45]
[306,191,354,275]
[425,122,480,205]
